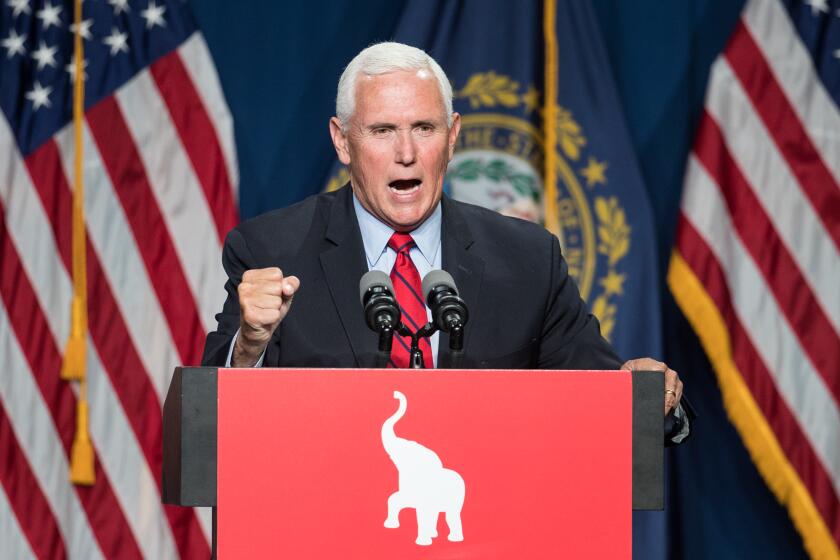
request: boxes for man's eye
[416,125,435,135]
[371,128,393,137]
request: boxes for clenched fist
[232,267,300,366]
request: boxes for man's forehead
[353,70,447,123]
[358,68,434,82]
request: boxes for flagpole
[542,0,560,237]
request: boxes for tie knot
[388,232,416,254]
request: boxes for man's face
[330,69,461,232]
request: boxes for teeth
[390,187,419,194]
[389,180,421,192]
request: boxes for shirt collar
[352,190,441,268]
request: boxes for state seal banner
[669,0,840,557]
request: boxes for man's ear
[329,117,352,165]
[447,112,461,161]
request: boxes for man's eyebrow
[364,119,442,130]
[365,122,397,130]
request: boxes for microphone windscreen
[359,270,394,304]
[422,269,458,300]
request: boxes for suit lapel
[318,190,485,368]
[319,186,378,367]
[439,196,485,367]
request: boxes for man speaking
[201,42,687,434]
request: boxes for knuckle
[242,309,259,325]
[256,309,276,325]
[264,309,282,325]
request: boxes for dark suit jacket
[202,185,622,370]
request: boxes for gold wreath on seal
[592,196,630,341]
[455,72,588,163]
[554,107,587,162]
[456,72,521,109]
[454,71,630,342]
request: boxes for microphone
[359,270,401,336]
[422,270,469,351]
[359,270,431,369]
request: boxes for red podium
[163,368,664,559]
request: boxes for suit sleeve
[201,228,257,366]
[535,234,693,443]
[537,234,623,370]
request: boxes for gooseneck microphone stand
[372,320,439,370]
[388,320,465,369]
[374,324,395,369]
[404,323,436,369]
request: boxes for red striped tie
[387,232,433,369]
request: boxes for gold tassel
[69,396,95,485]
[65,0,95,486]
[60,296,86,380]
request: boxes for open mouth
[388,179,422,193]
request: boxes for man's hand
[233,267,300,367]
[622,358,683,416]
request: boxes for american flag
[669,0,840,557]
[0,0,237,557]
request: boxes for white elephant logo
[381,390,465,546]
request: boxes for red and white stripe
[672,0,840,554]
[0,31,237,558]
[0,466,38,560]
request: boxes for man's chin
[364,190,442,232]
[387,219,423,233]
[383,211,431,233]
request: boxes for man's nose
[394,130,417,165]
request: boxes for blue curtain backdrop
[189,1,808,557]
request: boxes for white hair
[336,42,454,129]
